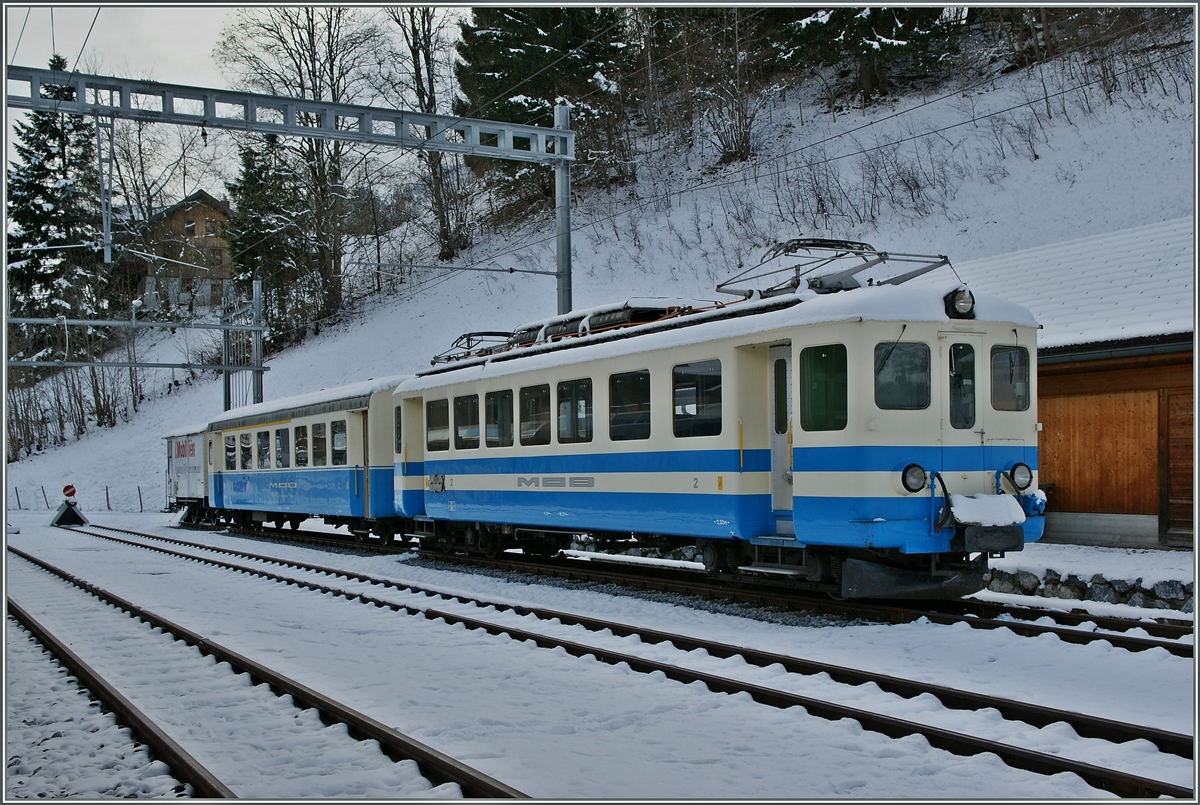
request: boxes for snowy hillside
[4,57,1194,514]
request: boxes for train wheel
[481,533,502,559]
[378,528,393,547]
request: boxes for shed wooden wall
[1037,351,1192,544]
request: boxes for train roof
[163,423,211,440]
[206,374,410,432]
[398,281,1038,392]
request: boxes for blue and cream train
[167,242,1046,599]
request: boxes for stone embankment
[984,568,1194,613]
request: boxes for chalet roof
[154,188,229,221]
[920,217,1194,350]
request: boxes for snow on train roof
[916,217,1194,349]
[205,374,410,432]
[398,282,1037,392]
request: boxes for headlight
[1007,462,1033,491]
[944,288,975,319]
[901,463,927,493]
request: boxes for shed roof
[919,217,1194,349]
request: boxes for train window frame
[773,358,789,435]
[874,342,931,411]
[239,432,252,469]
[519,384,552,446]
[394,405,402,454]
[294,425,309,467]
[331,420,348,465]
[949,343,976,429]
[257,431,271,469]
[672,359,722,438]
[485,389,514,448]
[208,439,213,467]
[454,394,481,450]
[991,345,1031,411]
[557,378,593,444]
[312,422,328,466]
[275,428,290,468]
[800,344,848,432]
[426,399,450,452]
[225,435,237,470]
[609,370,651,441]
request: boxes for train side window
[394,405,402,454]
[485,390,514,447]
[225,435,237,470]
[312,423,327,466]
[800,344,847,431]
[426,399,450,451]
[257,431,271,468]
[294,426,309,467]
[455,395,480,449]
[275,428,290,468]
[673,360,721,437]
[949,344,976,429]
[331,420,347,465]
[557,379,593,443]
[519,385,552,446]
[609,370,650,441]
[991,345,1031,411]
[874,342,930,410]
[240,433,252,469]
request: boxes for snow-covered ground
[5,48,1196,799]
[6,510,1194,798]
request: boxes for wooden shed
[928,218,1194,549]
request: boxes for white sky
[6,5,231,87]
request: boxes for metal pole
[222,311,231,412]
[554,103,572,316]
[252,280,263,405]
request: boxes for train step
[737,562,809,577]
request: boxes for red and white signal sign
[63,484,76,498]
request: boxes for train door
[940,333,987,486]
[769,343,794,535]
[359,410,370,518]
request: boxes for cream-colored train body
[393,281,1045,598]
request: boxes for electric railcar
[167,240,1047,599]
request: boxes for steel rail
[5,598,235,798]
[19,536,1188,800]
[8,546,525,799]
[56,528,1195,762]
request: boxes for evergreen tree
[224,135,320,351]
[6,54,103,358]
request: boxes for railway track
[192,522,1195,654]
[28,526,1194,798]
[7,546,524,799]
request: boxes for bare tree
[214,8,388,319]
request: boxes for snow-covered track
[5,599,233,798]
[51,526,1194,797]
[7,545,526,799]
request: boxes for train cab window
[949,344,976,429]
[991,345,1031,411]
[331,420,347,465]
[673,360,721,437]
[394,406,402,453]
[557,379,593,444]
[454,395,480,449]
[257,431,271,468]
[294,426,309,467]
[485,390,514,447]
[426,400,450,451]
[874,342,930,410]
[312,423,327,466]
[610,370,651,441]
[208,439,214,467]
[275,428,290,468]
[225,435,237,470]
[519,385,552,446]
[800,344,847,431]
[239,433,253,469]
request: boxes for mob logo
[517,477,595,488]
[268,482,299,489]
[175,440,196,458]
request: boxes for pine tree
[6,54,103,358]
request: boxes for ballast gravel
[5,616,188,799]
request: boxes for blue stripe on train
[794,444,1038,472]
[214,466,395,519]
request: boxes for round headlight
[1008,462,1033,491]
[952,289,975,315]
[901,463,927,493]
